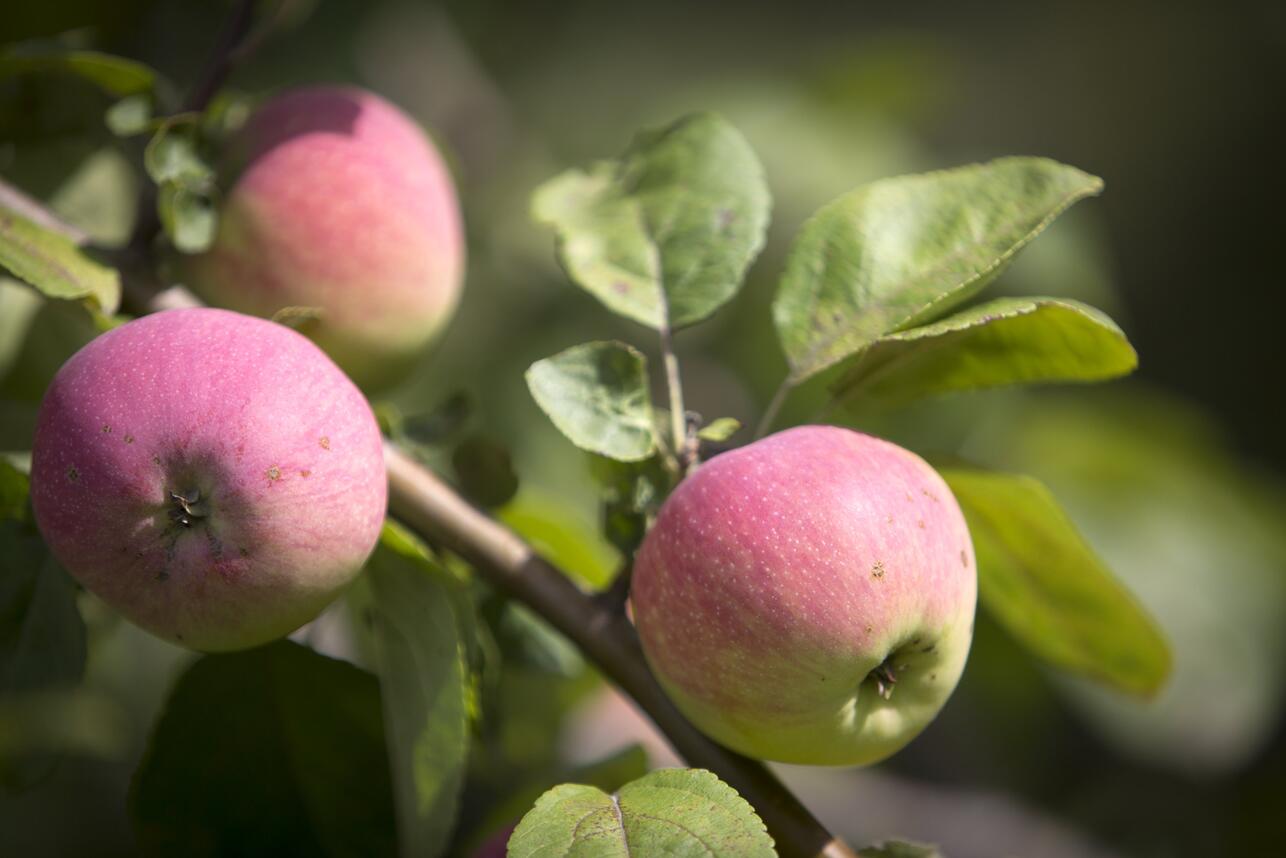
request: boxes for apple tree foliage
[0,35,1177,858]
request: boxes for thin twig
[755,376,793,439]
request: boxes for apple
[185,85,465,389]
[29,308,387,652]
[630,425,977,766]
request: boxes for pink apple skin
[631,425,977,766]
[186,86,465,389]
[29,308,387,652]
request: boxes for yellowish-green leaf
[941,467,1170,696]
[0,207,121,314]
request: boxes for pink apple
[29,308,387,652]
[186,85,465,389]
[630,425,977,766]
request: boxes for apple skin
[630,425,977,766]
[29,308,387,652]
[186,86,465,389]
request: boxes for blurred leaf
[526,341,657,462]
[144,116,219,253]
[270,304,324,331]
[156,182,218,253]
[399,393,472,446]
[773,158,1102,383]
[0,46,156,96]
[0,459,28,520]
[509,768,775,858]
[104,93,154,136]
[833,297,1136,410]
[589,453,671,557]
[0,688,131,791]
[859,840,944,858]
[500,492,619,590]
[941,467,1170,697]
[130,640,396,857]
[492,603,583,678]
[365,524,472,858]
[532,112,770,330]
[452,436,519,508]
[697,416,742,442]
[0,206,121,314]
[0,462,86,697]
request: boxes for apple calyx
[870,660,900,700]
[169,487,210,528]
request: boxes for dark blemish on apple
[101,424,111,434]
[152,455,161,465]
[885,515,893,524]
[921,643,936,654]
[905,492,913,502]
[176,633,184,641]
[266,466,281,481]
[156,569,170,581]
[929,673,937,681]
[871,560,885,579]
[66,466,79,482]
[917,519,925,529]
[124,434,134,444]
[960,549,968,567]
[299,469,311,478]
[206,530,223,558]
[319,436,331,450]
[864,625,873,634]
[910,636,922,646]
[238,547,249,557]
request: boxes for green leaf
[940,467,1171,696]
[832,297,1137,410]
[859,840,944,858]
[526,341,657,462]
[697,416,743,442]
[0,46,156,96]
[0,461,85,697]
[129,641,397,856]
[104,93,155,137]
[452,435,519,508]
[532,113,770,330]
[145,116,220,253]
[362,524,472,858]
[156,182,218,253]
[509,768,776,858]
[0,206,121,314]
[773,157,1103,383]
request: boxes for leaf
[145,116,220,253]
[526,341,657,462]
[271,305,325,330]
[0,206,121,314]
[0,461,85,696]
[129,641,397,857]
[832,297,1137,410]
[940,467,1171,696]
[0,46,156,96]
[532,113,770,330]
[104,93,154,137]
[452,436,519,508]
[362,524,472,858]
[859,840,945,858]
[773,157,1103,383]
[697,416,743,442]
[156,183,218,253]
[508,768,776,858]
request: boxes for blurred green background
[2,1,1284,855]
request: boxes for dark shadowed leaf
[509,768,775,858]
[773,158,1102,383]
[526,341,657,461]
[941,467,1170,696]
[832,297,1136,410]
[0,46,156,96]
[532,113,770,330]
[362,523,472,858]
[0,207,121,314]
[452,436,519,508]
[129,641,397,857]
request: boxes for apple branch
[0,189,858,858]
